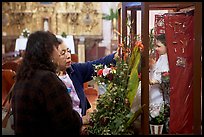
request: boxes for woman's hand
[114,47,120,60]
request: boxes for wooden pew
[2,69,16,107]
[2,57,23,72]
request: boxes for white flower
[21,28,30,37]
[102,65,111,76]
[149,103,162,118]
[150,108,160,118]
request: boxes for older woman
[56,38,118,118]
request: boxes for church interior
[2,2,202,135]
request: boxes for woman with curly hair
[11,31,82,135]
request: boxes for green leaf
[127,46,141,106]
[102,8,118,21]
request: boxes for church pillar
[78,37,85,63]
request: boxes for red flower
[162,72,169,77]
[107,73,113,81]
[161,71,170,83]
[97,69,103,76]
[135,41,144,51]
[138,73,141,79]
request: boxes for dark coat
[12,69,81,135]
[66,53,116,116]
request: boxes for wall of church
[2,2,109,60]
[2,2,103,37]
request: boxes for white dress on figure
[149,53,169,106]
[131,53,169,112]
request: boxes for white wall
[99,2,119,55]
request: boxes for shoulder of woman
[34,70,59,83]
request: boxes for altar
[15,37,27,52]
[15,35,75,54]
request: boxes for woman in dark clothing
[11,31,82,135]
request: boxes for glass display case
[117,2,202,135]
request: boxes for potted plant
[149,103,169,134]
[160,71,170,133]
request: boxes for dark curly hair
[16,31,60,80]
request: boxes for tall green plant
[87,19,145,135]
[102,8,118,21]
[149,28,155,55]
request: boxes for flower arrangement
[149,103,165,125]
[149,103,169,134]
[93,64,116,87]
[87,20,145,135]
[149,102,170,133]
[21,28,30,38]
[161,71,170,83]
[160,71,170,133]
[160,71,170,98]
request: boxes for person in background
[56,38,119,117]
[149,34,170,133]
[11,31,82,135]
[149,34,170,106]
[131,34,170,113]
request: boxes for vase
[150,124,163,134]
